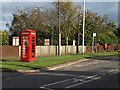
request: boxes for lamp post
[58,0,61,55]
[82,0,85,54]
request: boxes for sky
[0,0,119,30]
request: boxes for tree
[10,7,50,45]
[84,10,118,45]
[96,32,118,45]
[44,8,59,45]
[73,5,82,53]
[114,27,120,43]
[50,1,80,45]
[0,30,8,45]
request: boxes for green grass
[1,51,119,71]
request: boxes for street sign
[12,37,19,46]
[73,40,75,46]
[44,39,50,46]
[92,33,96,53]
[93,33,96,37]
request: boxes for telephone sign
[20,30,36,62]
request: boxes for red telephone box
[20,30,36,62]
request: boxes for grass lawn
[1,51,119,71]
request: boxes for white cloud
[0,21,10,30]
[2,13,13,22]
[1,12,13,30]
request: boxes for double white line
[40,75,101,89]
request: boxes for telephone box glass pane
[32,37,35,57]
[22,36,29,58]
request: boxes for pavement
[2,58,89,73]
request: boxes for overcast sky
[0,0,119,30]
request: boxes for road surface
[2,55,120,89]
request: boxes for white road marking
[74,78,84,82]
[108,69,118,73]
[65,76,101,88]
[73,75,98,82]
[41,75,86,87]
[108,69,119,75]
[40,86,53,90]
[5,78,11,80]
[40,75,101,89]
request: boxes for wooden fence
[82,44,120,53]
[0,44,120,59]
[0,46,19,59]
[96,44,120,53]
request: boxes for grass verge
[1,51,119,71]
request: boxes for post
[92,33,96,53]
[58,1,61,55]
[82,0,85,54]
[51,30,53,45]
[8,31,9,45]
[92,36,94,53]
[77,33,80,54]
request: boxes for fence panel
[96,44,120,52]
[0,46,19,59]
[49,46,57,56]
[86,46,92,54]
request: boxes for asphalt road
[2,55,120,89]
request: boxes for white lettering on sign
[31,32,35,35]
[22,32,29,35]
